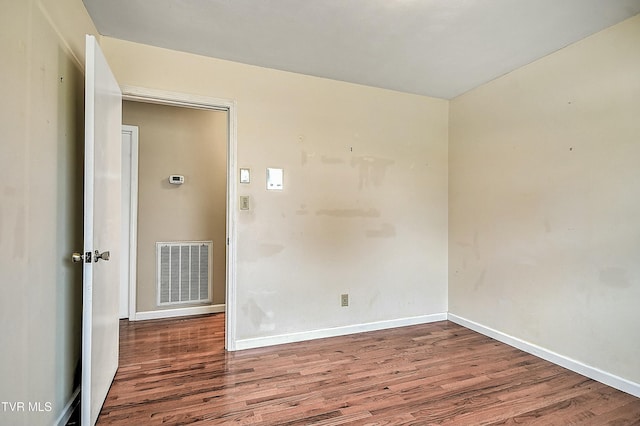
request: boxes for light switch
[239,196,250,210]
[240,168,250,184]
[266,168,284,190]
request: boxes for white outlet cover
[266,168,284,190]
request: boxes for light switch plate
[239,196,250,210]
[240,168,250,184]
[266,168,284,190]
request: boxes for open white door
[81,34,122,426]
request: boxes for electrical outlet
[341,293,349,307]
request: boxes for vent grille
[157,241,212,306]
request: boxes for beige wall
[0,0,98,424]
[102,37,450,341]
[449,15,640,383]
[123,101,228,311]
[6,1,636,419]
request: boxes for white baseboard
[126,307,640,398]
[55,385,80,426]
[235,313,447,351]
[447,313,640,398]
[134,304,225,321]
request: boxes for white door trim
[121,125,139,320]
[120,85,238,351]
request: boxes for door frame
[121,125,139,320]
[121,85,238,351]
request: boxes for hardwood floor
[97,314,640,425]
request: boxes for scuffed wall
[449,15,640,383]
[0,0,97,424]
[101,37,449,341]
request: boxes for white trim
[55,386,80,426]
[235,313,447,351]
[120,86,238,353]
[225,97,238,351]
[447,313,640,398]
[127,126,139,321]
[121,125,139,320]
[136,304,226,321]
[121,86,233,111]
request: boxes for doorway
[119,87,238,350]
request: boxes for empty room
[2,0,639,425]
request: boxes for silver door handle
[94,250,110,262]
[72,252,91,263]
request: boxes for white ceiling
[83,0,640,99]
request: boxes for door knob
[94,250,110,262]
[72,252,91,263]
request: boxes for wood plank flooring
[97,314,640,425]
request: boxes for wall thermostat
[169,175,185,185]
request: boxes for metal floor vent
[157,241,212,306]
